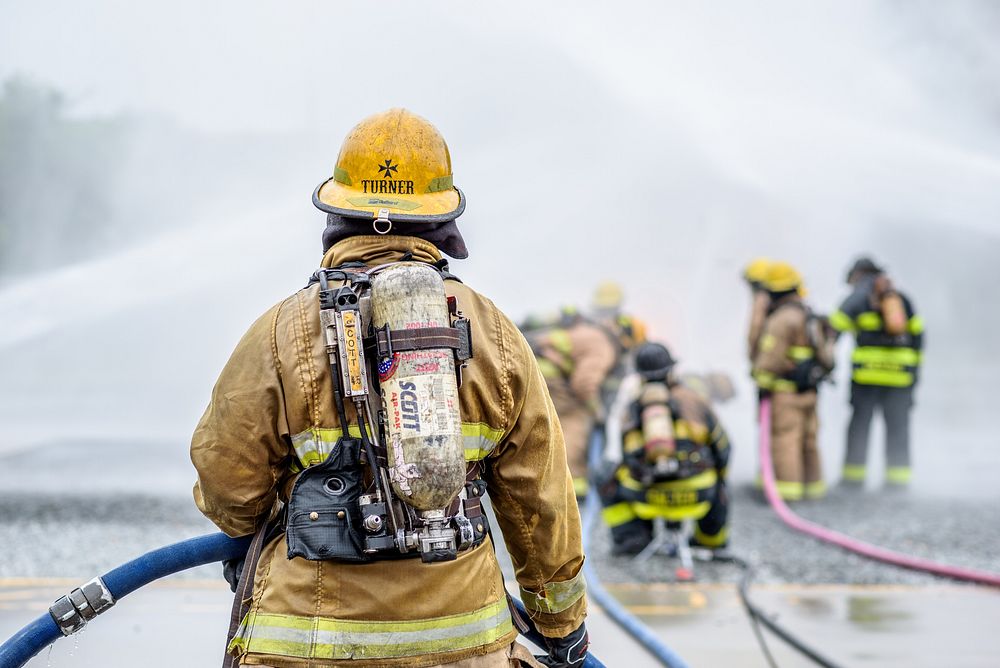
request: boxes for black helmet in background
[846,256,884,284]
[635,342,677,381]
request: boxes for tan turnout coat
[192,236,586,668]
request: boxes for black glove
[791,360,824,392]
[536,622,589,667]
[222,557,245,593]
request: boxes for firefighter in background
[830,257,924,488]
[600,342,731,555]
[590,281,647,409]
[519,305,579,334]
[752,263,835,501]
[191,109,588,668]
[743,257,774,363]
[527,310,618,498]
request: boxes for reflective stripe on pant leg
[886,467,912,485]
[774,480,804,501]
[804,480,827,499]
[694,484,728,547]
[842,464,867,482]
[602,502,638,528]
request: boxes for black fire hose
[716,553,843,668]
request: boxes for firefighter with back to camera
[191,109,589,668]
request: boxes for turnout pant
[769,390,823,500]
[601,477,729,552]
[844,383,914,485]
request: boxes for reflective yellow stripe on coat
[850,347,921,388]
[292,423,503,468]
[230,599,513,660]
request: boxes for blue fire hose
[582,429,691,668]
[0,533,252,668]
[0,532,604,667]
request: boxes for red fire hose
[758,397,1000,587]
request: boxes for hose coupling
[49,577,116,636]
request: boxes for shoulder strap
[222,515,283,668]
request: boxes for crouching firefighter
[599,342,731,555]
[191,109,589,668]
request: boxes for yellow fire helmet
[617,314,648,349]
[743,257,772,285]
[313,108,465,226]
[763,261,804,293]
[592,281,625,310]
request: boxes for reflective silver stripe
[231,600,513,659]
[291,427,360,467]
[520,570,587,614]
[293,424,503,467]
[250,609,509,646]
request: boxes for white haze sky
[2,1,999,493]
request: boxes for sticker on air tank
[383,372,459,441]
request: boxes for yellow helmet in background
[593,281,625,310]
[313,108,465,223]
[762,261,804,293]
[743,257,772,285]
[617,314,648,350]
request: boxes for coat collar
[320,235,443,269]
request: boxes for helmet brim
[313,178,466,223]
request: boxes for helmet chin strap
[373,209,392,235]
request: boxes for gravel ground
[0,493,219,579]
[4,485,999,587]
[588,484,1000,586]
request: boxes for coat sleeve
[704,404,731,474]
[752,310,795,389]
[567,324,616,415]
[831,283,870,333]
[487,315,587,639]
[191,302,290,537]
[747,290,770,360]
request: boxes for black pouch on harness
[286,438,370,563]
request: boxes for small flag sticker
[378,355,399,381]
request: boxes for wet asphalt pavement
[3,438,1000,666]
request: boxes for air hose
[758,397,1000,587]
[582,430,692,668]
[0,531,607,668]
[719,552,843,668]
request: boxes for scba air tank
[371,263,466,511]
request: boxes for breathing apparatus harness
[625,382,720,487]
[285,260,485,565]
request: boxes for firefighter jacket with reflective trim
[527,319,618,418]
[191,236,586,668]
[753,296,828,394]
[747,289,771,363]
[607,383,730,522]
[830,276,923,388]
[621,383,731,482]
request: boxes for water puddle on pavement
[604,583,1000,667]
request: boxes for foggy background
[2,1,999,499]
